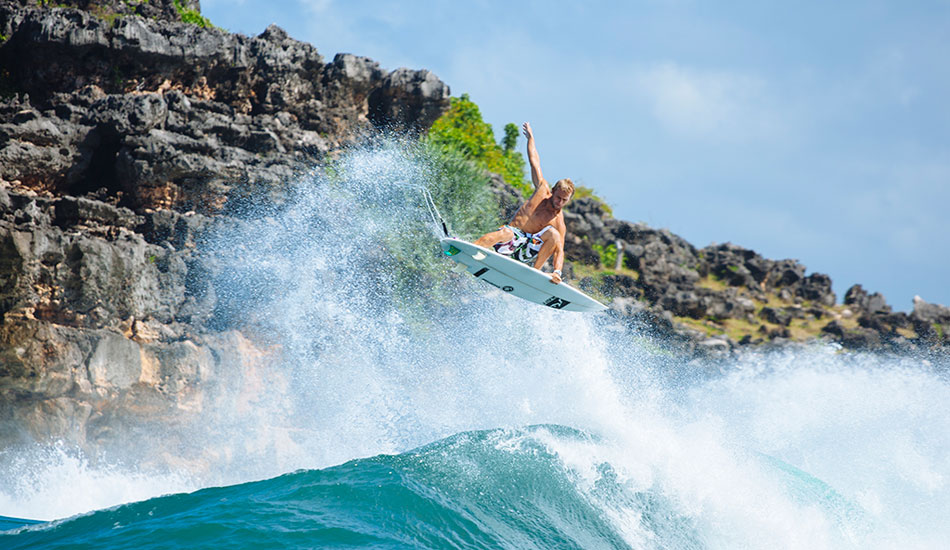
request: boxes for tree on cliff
[425,94,531,197]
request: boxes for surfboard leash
[401,183,449,237]
[422,187,451,237]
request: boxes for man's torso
[510,197,563,234]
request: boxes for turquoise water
[0,426,872,549]
[2,143,948,548]
[1,427,666,549]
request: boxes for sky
[201,0,950,310]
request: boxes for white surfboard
[440,237,607,313]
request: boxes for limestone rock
[0,0,451,459]
[369,68,451,133]
[844,284,890,314]
[0,2,451,211]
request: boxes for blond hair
[552,178,575,198]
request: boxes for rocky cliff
[0,0,449,461]
[0,0,447,212]
[560,196,950,356]
[0,0,946,465]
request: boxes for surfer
[474,122,573,284]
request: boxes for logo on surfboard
[544,296,571,309]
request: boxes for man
[474,122,573,285]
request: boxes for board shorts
[493,225,553,264]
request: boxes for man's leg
[532,227,562,270]
[474,226,514,248]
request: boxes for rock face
[0,0,450,460]
[0,183,281,458]
[0,1,449,212]
[560,196,949,355]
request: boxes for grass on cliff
[565,264,868,345]
[572,261,641,281]
[566,259,642,307]
[668,281,915,344]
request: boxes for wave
[0,424,874,549]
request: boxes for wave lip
[0,423,879,549]
[1,418,939,549]
[0,425,700,549]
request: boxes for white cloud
[633,62,784,142]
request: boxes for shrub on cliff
[314,138,500,321]
[388,140,502,313]
[417,142,500,238]
[174,0,214,28]
[425,94,531,197]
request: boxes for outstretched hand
[550,272,562,285]
[522,122,533,140]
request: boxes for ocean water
[1,142,948,549]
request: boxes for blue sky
[202,0,950,310]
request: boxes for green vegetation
[567,260,642,307]
[664,286,921,345]
[95,8,122,26]
[416,140,500,239]
[592,242,627,269]
[320,139,501,325]
[174,0,214,28]
[896,326,916,339]
[502,123,518,153]
[592,242,616,268]
[571,260,639,282]
[677,316,726,337]
[426,94,531,197]
[695,274,728,292]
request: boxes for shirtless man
[474,122,573,285]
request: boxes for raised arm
[523,122,547,192]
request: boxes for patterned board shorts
[493,225,553,264]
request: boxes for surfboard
[440,237,608,313]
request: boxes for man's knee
[541,227,561,248]
[488,226,515,245]
[476,226,513,247]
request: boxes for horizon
[202,0,950,311]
